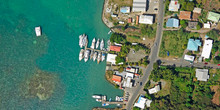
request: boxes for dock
[101,101,125,105]
[84,40,108,53]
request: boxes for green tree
[213,56,220,64]
[185,2,194,11]
[180,20,187,28]
[115,56,125,64]
[110,33,126,43]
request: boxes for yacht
[82,34,88,47]
[96,39,100,49]
[92,95,101,99]
[96,99,102,102]
[84,50,90,62]
[35,26,41,37]
[79,34,84,48]
[90,38,96,49]
[93,51,98,61]
[100,39,104,50]
[97,52,101,64]
[101,53,105,61]
[90,50,94,60]
[79,49,84,61]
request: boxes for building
[179,11,191,20]
[134,95,152,109]
[204,23,211,28]
[136,15,139,25]
[125,72,134,79]
[139,15,154,24]
[166,18,179,27]
[184,55,195,62]
[193,8,202,14]
[188,21,198,29]
[120,7,130,13]
[207,12,220,22]
[187,39,201,51]
[201,39,213,59]
[148,85,160,94]
[126,67,138,73]
[132,0,147,12]
[128,18,132,23]
[196,69,209,81]
[110,45,121,52]
[107,54,117,64]
[112,75,122,84]
[168,0,180,11]
[192,13,200,21]
[122,77,133,88]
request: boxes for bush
[110,33,126,43]
[180,20,187,28]
[213,56,220,64]
[128,35,140,39]
[115,85,119,89]
[140,24,156,38]
[115,56,125,64]
[118,67,124,72]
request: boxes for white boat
[92,95,101,99]
[108,30,112,34]
[102,103,109,106]
[84,50,90,62]
[82,34,88,47]
[101,53,105,61]
[90,38,96,49]
[96,99,102,102]
[79,49,84,61]
[97,52,101,64]
[35,26,41,37]
[79,34,84,48]
[96,39,100,49]
[102,95,106,101]
[90,50,94,60]
[93,52,98,61]
[115,96,123,102]
[100,39,104,50]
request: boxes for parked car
[217,64,220,66]
[204,62,208,65]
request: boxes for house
[184,55,195,62]
[179,11,191,20]
[204,23,211,28]
[166,18,179,27]
[132,0,147,12]
[192,13,200,21]
[126,67,138,73]
[188,21,198,29]
[207,12,220,22]
[148,85,160,94]
[139,15,154,24]
[136,16,139,25]
[128,18,132,23]
[122,77,133,88]
[168,0,180,11]
[201,39,213,59]
[107,54,117,64]
[125,72,134,79]
[110,45,121,52]
[196,69,209,81]
[112,75,122,84]
[193,8,202,14]
[187,39,202,51]
[120,7,130,13]
[134,95,152,109]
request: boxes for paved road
[126,0,165,109]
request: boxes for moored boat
[96,99,102,102]
[93,51,98,61]
[82,34,88,47]
[102,103,109,106]
[35,26,41,37]
[79,49,84,61]
[84,50,90,62]
[90,38,96,49]
[97,52,101,64]
[92,95,101,99]
[79,34,84,48]
[100,39,104,50]
[96,39,100,49]
[101,53,105,61]
[90,50,94,60]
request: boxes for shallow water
[0,0,123,109]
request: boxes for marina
[92,95,125,106]
[78,34,108,63]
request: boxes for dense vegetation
[159,28,200,57]
[147,64,220,110]
[110,33,126,44]
[207,30,220,64]
[140,24,156,39]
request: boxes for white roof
[146,99,152,107]
[169,0,180,11]
[204,23,211,28]
[132,0,147,12]
[196,69,209,81]
[107,54,117,64]
[148,85,160,94]
[193,7,202,14]
[139,15,154,24]
[184,55,195,62]
[134,96,146,109]
[201,39,213,59]
[126,72,134,79]
[126,67,136,73]
[123,77,133,88]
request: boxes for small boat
[115,96,123,101]
[92,95,101,99]
[79,49,84,61]
[102,95,106,101]
[84,50,90,62]
[79,34,84,48]
[108,30,112,34]
[35,26,41,37]
[100,39,104,50]
[96,99,102,102]
[96,39,100,49]
[90,50,94,60]
[93,52,98,61]
[82,34,88,47]
[102,103,109,106]
[97,52,101,64]
[90,38,96,49]
[101,53,105,61]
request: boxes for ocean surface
[0,0,123,109]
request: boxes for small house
[148,85,160,94]
[166,18,179,28]
[184,55,195,62]
[207,12,220,22]
[187,39,201,51]
[204,23,211,28]
[193,8,202,14]
[201,39,213,59]
[134,95,152,109]
[110,45,121,52]
[139,15,154,24]
[112,75,122,84]
[179,11,191,20]
[188,21,198,29]
[169,0,180,12]
[196,69,209,81]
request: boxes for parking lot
[146,0,159,14]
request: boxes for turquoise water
[0,0,123,109]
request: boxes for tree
[185,2,194,11]
[115,56,125,64]
[110,33,126,43]
[180,20,187,28]
[213,56,220,64]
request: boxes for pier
[84,41,108,53]
[101,101,125,105]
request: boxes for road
[126,0,165,109]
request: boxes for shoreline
[102,0,114,29]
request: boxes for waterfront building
[201,39,213,59]
[207,12,220,22]
[187,39,201,51]
[168,0,180,12]
[107,54,117,65]
[132,0,147,12]
[148,85,160,94]
[166,18,179,28]
[110,45,121,52]
[139,15,154,24]
[112,75,122,85]
[196,69,209,81]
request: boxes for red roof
[112,75,122,82]
[179,11,191,20]
[110,45,121,52]
[128,18,132,23]
[136,16,139,25]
